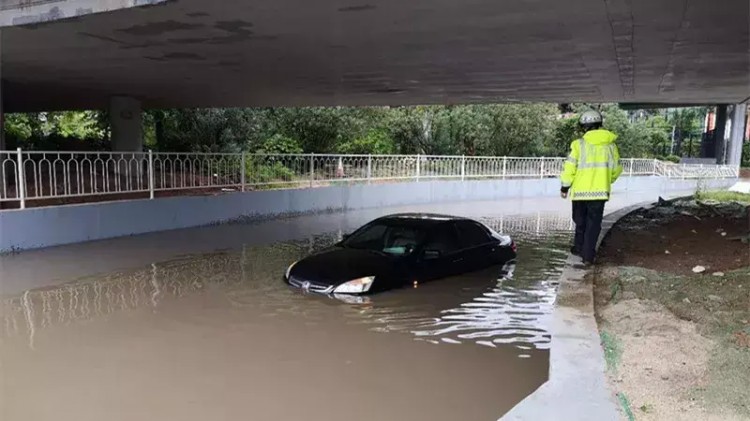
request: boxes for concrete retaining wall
[0,176,736,252]
[0,0,167,27]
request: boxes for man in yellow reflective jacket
[560,110,623,265]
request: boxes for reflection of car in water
[284,213,517,296]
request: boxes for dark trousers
[572,200,606,263]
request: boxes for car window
[456,221,491,248]
[422,223,460,255]
[345,223,387,246]
[342,223,424,256]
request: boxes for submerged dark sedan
[284,213,516,296]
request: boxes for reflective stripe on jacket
[560,129,623,201]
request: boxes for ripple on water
[2,215,571,355]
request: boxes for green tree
[152,108,270,152]
[601,104,650,158]
[258,134,303,155]
[548,117,580,156]
[337,130,395,155]
[477,104,557,156]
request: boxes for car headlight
[333,276,375,294]
[285,261,297,280]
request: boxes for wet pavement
[1,207,573,421]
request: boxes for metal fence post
[309,153,315,188]
[240,152,246,192]
[502,156,507,179]
[628,158,634,177]
[367,154,372,183]
[148,150,155,200]
[461,155,466,181]
[15,147,26,209]
[416,154,421,181]
[539,157,545,179]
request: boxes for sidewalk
[501,203,658,421]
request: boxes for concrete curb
[501,202,650,421]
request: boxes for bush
[258,134,303,155]
[248,161,296,186]
[664,155,681,163]
[337,130,395,155]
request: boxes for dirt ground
[599,204,749,275]
[594,199,750,421]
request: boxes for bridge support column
[726,103,747,167]
[1,29,6,204]
[109,96,143,152]
[714,105,728,164]
[0,29,4,152]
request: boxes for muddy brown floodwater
[1,217,570,421]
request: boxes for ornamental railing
[0,149,738,209]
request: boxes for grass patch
[600,330,622,373]
[595,267,750,418]
[703,336,750,416]
[695,190,750,204]
[617,393,636,421]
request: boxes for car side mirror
[423,250,441,260]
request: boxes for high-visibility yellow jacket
[560,129,623,201]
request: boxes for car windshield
[341,222,426,256]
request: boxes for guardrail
[0,149,739,209]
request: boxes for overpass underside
[0,0,748,112]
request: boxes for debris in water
[665,250,671,254]
[712,272,725,277]
[692,266,706,274]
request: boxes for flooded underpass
[1,212,572,421]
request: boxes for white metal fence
[0,149,739,209]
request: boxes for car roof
[373,213,475,227]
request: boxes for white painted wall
[0,176,736,253]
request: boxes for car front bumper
[284,276,371,304]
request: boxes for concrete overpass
[0,0,748,157]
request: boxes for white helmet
[579,110,603,126]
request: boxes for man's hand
[560,191,568,199]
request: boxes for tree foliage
[3,104,722,161]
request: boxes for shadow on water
[0,213,571,421]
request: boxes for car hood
[292,247,397,285]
